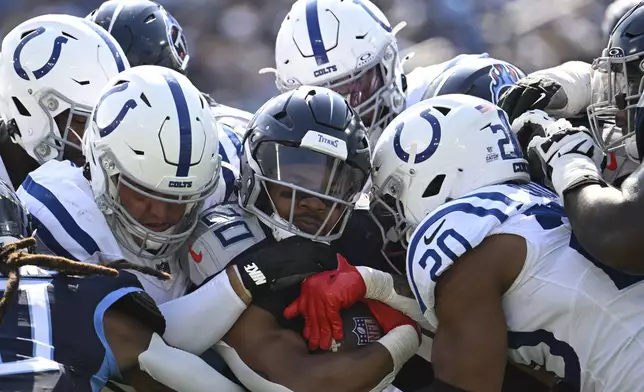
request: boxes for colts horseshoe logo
[94,82,138,137]
[393,109,441,164]
[13,27,69,81]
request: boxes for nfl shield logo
[352,317,381,345]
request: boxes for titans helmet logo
[488,63,523,104]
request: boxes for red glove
[362,299,421,341]
[283,254,367,351]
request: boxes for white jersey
[16,159,190,304]
[182,202,268,286]
[407,182,644,391]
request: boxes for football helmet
[371,94,529,251]
[423,55,525,105]
[0,14,129,164]
[84,66,221,258]
[238,86,371,242]
[263,0,407,136]
[87,0,189,74]
[588,2,644,161]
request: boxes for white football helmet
[262,0,407,139]
[84,65,221,258]
[0,14,129,163]
[371,94,530,251]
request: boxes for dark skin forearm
[564,163,644,274]
[224,305,393,392]
[103,309,176,392]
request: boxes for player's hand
[362,299,420,340]
[284,254,367,351]
[231,236,338,298]
[527,125,604,196]
[511,109,556,155]
[499,75,563,122]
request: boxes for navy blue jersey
[0,271,147,392]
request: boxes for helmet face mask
[246,141,366,241]
[588,4,644,162]
[588,48,644,160]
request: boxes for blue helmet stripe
[81,19,126,72]
[163,73,192,177]
[305,0,329,66]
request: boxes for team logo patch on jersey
[488,63,522,104]
[352,317,381,345]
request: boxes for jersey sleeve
[530,61,592,118]
[182,203,268,286]
[406,189,524,326]
[16,160,123,263]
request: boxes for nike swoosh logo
[532,92,547,107]
[189,244,203,263]
[424,219,446,245]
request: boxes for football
[327,301,385,353]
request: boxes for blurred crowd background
[0,0,623,112]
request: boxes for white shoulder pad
[182,202,267,286]
[16,160,122,263]
[530,61,592,118]
[406,184,545,325]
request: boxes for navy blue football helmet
[87,0,189,73]
[238,86,371,243]
[424,55,526,105]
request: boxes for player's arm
[160,236,339,355]
[499,61,592,122]
[430,234,524,392]
[222,304,399,392]
[528,123,644,274]
[563,164,644,274]
[104,293,245,392]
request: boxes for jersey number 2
[489,109,523,160]
[0,280,58,375]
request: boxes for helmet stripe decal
[352,0,392,32]
[163,73,192,177]
[305,0,329,66]
[80,18,126,72]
